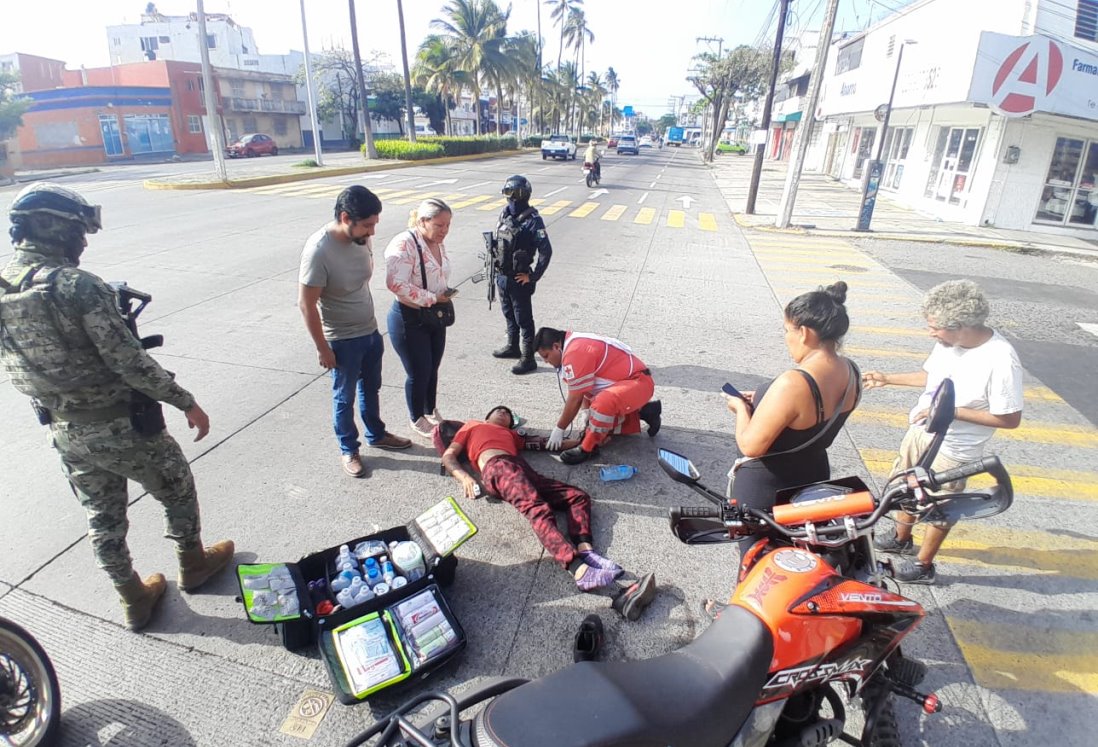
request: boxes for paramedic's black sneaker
[874,529,915,556]
[560,445,597,465]
[573,614,604,662]
[892,559,937,585]
[639,400,662,437]
[612,573,656,621]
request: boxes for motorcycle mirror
[658,449,700,485]
[471,272,486,284]
[924,379,955,435]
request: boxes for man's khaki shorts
[891,426,969,527]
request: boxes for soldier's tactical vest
[0,264,115,399]
[493,207,538,274]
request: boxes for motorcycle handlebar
[928,456,1000,490]
[676,505,723,520]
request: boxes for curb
[142,149,524,191]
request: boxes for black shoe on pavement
[573,614,604,662]
[511,356,537,375]
[891,558,937,585]
[612,573,657,622]
[874,529,916,556]
[638,400,662,437]
[560,444,596,465]
[492,338,521,359]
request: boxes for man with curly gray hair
[862,280,1023,584]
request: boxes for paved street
[1,148,1097,746]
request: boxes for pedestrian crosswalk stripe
[850,325,927,337]
[942,524,1098,578]
[442,192,466,201]
[859,448,1098,501]
[757,261,883,274]
[752,248,866,261]
[851,409,1098,448]
[602,204,627,221]
[478,198,507,211]
[773,285,906,298]
[634,207,656,225]
[568,202,599,218]
[450,194,491,209]
[845,345,927,360]
[377,189,419,201]
[699,213,718,231]
[769,277,903,291]
[667,210,685,227]
[947,618,1098,693]
[749,241,856,252]
[540,200,572,215]
[389,191,440,205]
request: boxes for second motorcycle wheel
[586,172,595,188]
[0,617,61,747]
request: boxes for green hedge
[370,140,445,160]
[418,135,518,156]
[523,135,548,148]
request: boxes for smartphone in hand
[722,382,746,400]
[445,287,459,296]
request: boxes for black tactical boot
[492,334,521,359]
[639,400,662,437]
[511,340,537,375]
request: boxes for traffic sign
[623,105,634,117]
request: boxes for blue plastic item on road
[599,465,638,482]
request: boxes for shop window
[243,116,258,133]
[33,121,78,149]
[852,127,876,180]
[159,35,171,44]
[206,34,217,49]
[882,127,913,191]
[1035,137,1098,227]
[140,36,159,52]
[924,127,981,206]
[188,115,203,134]
[1076,0,1098,42]
[124,114,174,154]
[274,119,288,136]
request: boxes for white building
[803,0,1098,237]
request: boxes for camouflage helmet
[9,182,102,234]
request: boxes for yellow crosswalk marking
[844,345,926,360]
[667,210,685,227]
[699,212,718,231]
[389,191,440,205]
[478,198,507,211]
[376,189,418,200]
[529,198,545,206]
[948,618,1098,693]
[850,325,927,337]
[851,409,1098,448]
[634,207,656,225]
[450,194,490,209]
[601,204,627,221]
[757,262,883,274]
[750,242,857,253]
[568,202,599,218]
[859,448,1098,501]
[540,200,572,215]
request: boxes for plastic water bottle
[382,560,396,585]
[331,569,356,593]
[336,588,355,608]
[348,577,364,596]
[338,545,357,571]
[353,585,375,605]
[366,566,381,588]
[599,464,639,482]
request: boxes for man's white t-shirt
[910,330,1023,461]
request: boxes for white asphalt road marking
[638,192,649,204]
[544,186,567,197]
[464,181,492,190]
[677,195,695,208]
[649,181,657,188]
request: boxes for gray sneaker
[874,530,915,556]
[892,558,937,585]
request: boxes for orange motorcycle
[347,381,1013,747]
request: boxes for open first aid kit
[236,497,476,703]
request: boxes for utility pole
[299,0,324,166]
[396,0,416,142]
[536,0,543,135]
[745,0,792,215]
[775,0,840,228]
[196,0,227,182]
[349,0,377,159]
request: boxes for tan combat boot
[177,540,236,593]
[115,571,167,631]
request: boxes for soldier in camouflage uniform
[0,183,235,631]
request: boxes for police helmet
[501,175,532,204]
[9,182,102,234]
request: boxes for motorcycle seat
[474,605,773,747]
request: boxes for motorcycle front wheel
[0,618,61,747]
[861,680,901,747]
[585,172,595,188]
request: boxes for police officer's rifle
[473,230,499,309]
[109,282,163,350]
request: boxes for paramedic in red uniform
[534,327,662,465]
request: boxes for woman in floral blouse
[385,198,456,438]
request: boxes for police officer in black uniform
[491,175,552,375]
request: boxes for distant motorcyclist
[583,139,602,181]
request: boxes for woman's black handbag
[407,230,455,330]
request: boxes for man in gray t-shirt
[298,186,411,478]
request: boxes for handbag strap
[732,359,860,474]
[407,230,429,291]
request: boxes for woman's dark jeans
[387,300,447,422]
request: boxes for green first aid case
[235,497,475,703]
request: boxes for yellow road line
[667,210,685,227]
[449,194,490,209]
[539,200,572,215]
[568,201,600,218]
[389,191,440,205]
[850,325,927,337]
[844,345,927,360]
[601,204,627,221]
[699,212,718,231]
[851,409,1098,447]
[634,207,656,225]
[748,239,855,249]
[442,192,466,201]
[478,198,508,211]
[948,618,1098,693]
[757,263,885,276]
[529,198,546,206]
[374,189,418,200]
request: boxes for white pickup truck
[540,134,577,161]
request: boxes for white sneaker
[425,408,444,426]
[410,417,435,438]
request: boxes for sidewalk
[710,152,1098,257]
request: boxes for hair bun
[822,281,848,305]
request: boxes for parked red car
[226,133,279,158]
[607,136,619,148]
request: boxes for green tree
[604,66,619,133]
[0,71,30,140]
[370,71,408,132]
[690,45,771,163]
[657,113,677,134]
[413,34,468,135]
[545,0,583,72]
[312,46,385,144]
[431,0,511,136]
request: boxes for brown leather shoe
[371,433,412,450]
[342,452,367,477]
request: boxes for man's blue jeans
[330,332,387,455]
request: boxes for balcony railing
[227,97,307,114]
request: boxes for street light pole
[196,0,227,182]
[299,0,324,166]
[854,40,915,231]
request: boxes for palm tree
[431,0,510,136]
[562,9,593,134]
[504,31,540,137]
[605,66,619,133]
[584,71,606,135]
[557,60,579,136]
[414,35,467,135]
[545,0,583,72]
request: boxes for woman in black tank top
[725,281,861,511]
